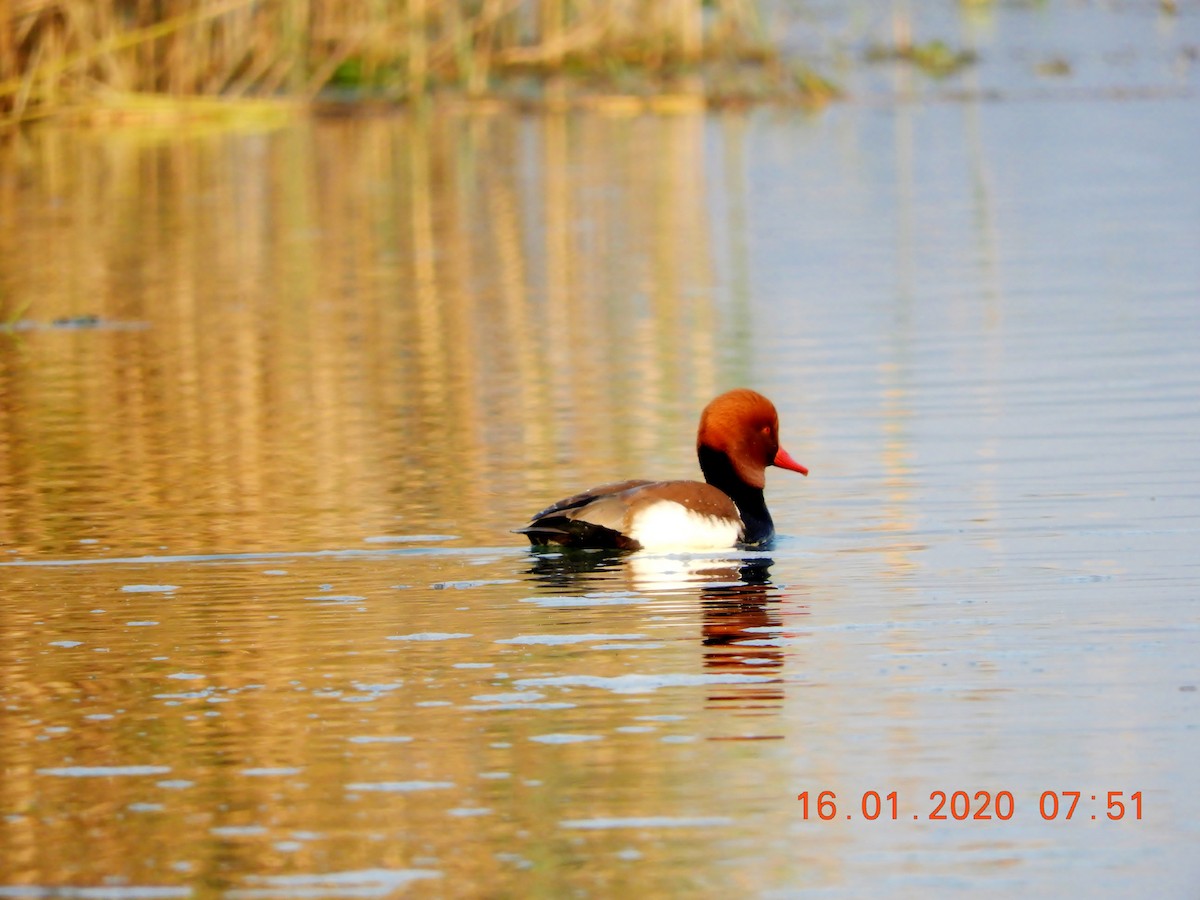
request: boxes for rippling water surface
[2,4,1200,897]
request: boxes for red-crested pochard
[518,389,807,551]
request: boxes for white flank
[626,501,741,551]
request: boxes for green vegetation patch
[866,39,979,78]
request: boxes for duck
[517,389,807,551]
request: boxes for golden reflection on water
[0,111,820,893]
[0,550,804,893]
[0,110,746,560]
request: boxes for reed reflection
[0,109,739,558]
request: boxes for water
[2,3,1200,897]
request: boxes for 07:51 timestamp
[797,790,1143,822]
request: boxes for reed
[1,0,831,128]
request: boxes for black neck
[698,445,774,546]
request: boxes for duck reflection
[525,551,796,713]
[693,557,782,672]
[525,547,631,590]
[689,557,786,715]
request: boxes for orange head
[697,389,808,489]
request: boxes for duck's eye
[760,426,777,457]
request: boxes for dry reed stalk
[0,0,12,87]
[281,0,309,94]
[1,0,256,100]
[408,0,428,96]
[674,0,702,61]
[540,0,564,68]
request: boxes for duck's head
[697,389,808,489]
